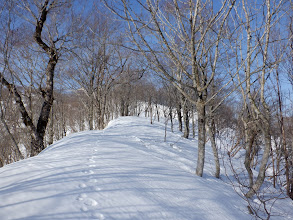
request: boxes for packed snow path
[1,117,253,219]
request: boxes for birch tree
[105,0,235,177]
[228,0,291,198]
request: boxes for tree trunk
[183,98,189,139]
[244,129,256,188]
[100,93,107,129]
[246,126,271,198]
[48,102,54,145]
[120,99,125,116]
[192,107,195,138]
[149,97,152,124]
[31,0,58,155]
[177,103,182,132]
[30,136,44,156]
[207,117,220,178]
[156,104,160,122]
[196,99,206,177]
[88,94,94,130]
[124,102,129,116]
[97,101,103,129]
[169,106,173,132]
[33,53,56,154]
[0,103,23,160]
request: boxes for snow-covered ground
[0,116,292,219]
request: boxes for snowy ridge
[0,117,291,219]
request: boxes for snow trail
[0,116,291,219]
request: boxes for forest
[0,0,293,217]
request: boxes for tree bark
[207,115,220,178]
[177,102,182,132]
[148,97,152,124]
[196,99,206,177]
[89,93,94,130]
[0,102,23,160]
[246,126,271,198]
[183,98,189,139]
[244,128,256,188]
[169,106,173,132]
[192,107,195,138]
[48,102,54,146]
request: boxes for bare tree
[0,0,72,156]
[105,0,235,177]
[227,0,291,198]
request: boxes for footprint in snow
[81,206,88,212]
[83,197,98,206]
[88,179,98,183]
[79,183,87,188]
[171,144,182,152]
[88,158,95,163]
[93,186,101,191]
[76,193,87,201]
[92,212,105,220]
[83,170,94,174]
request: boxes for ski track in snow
[0,116,293,219]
